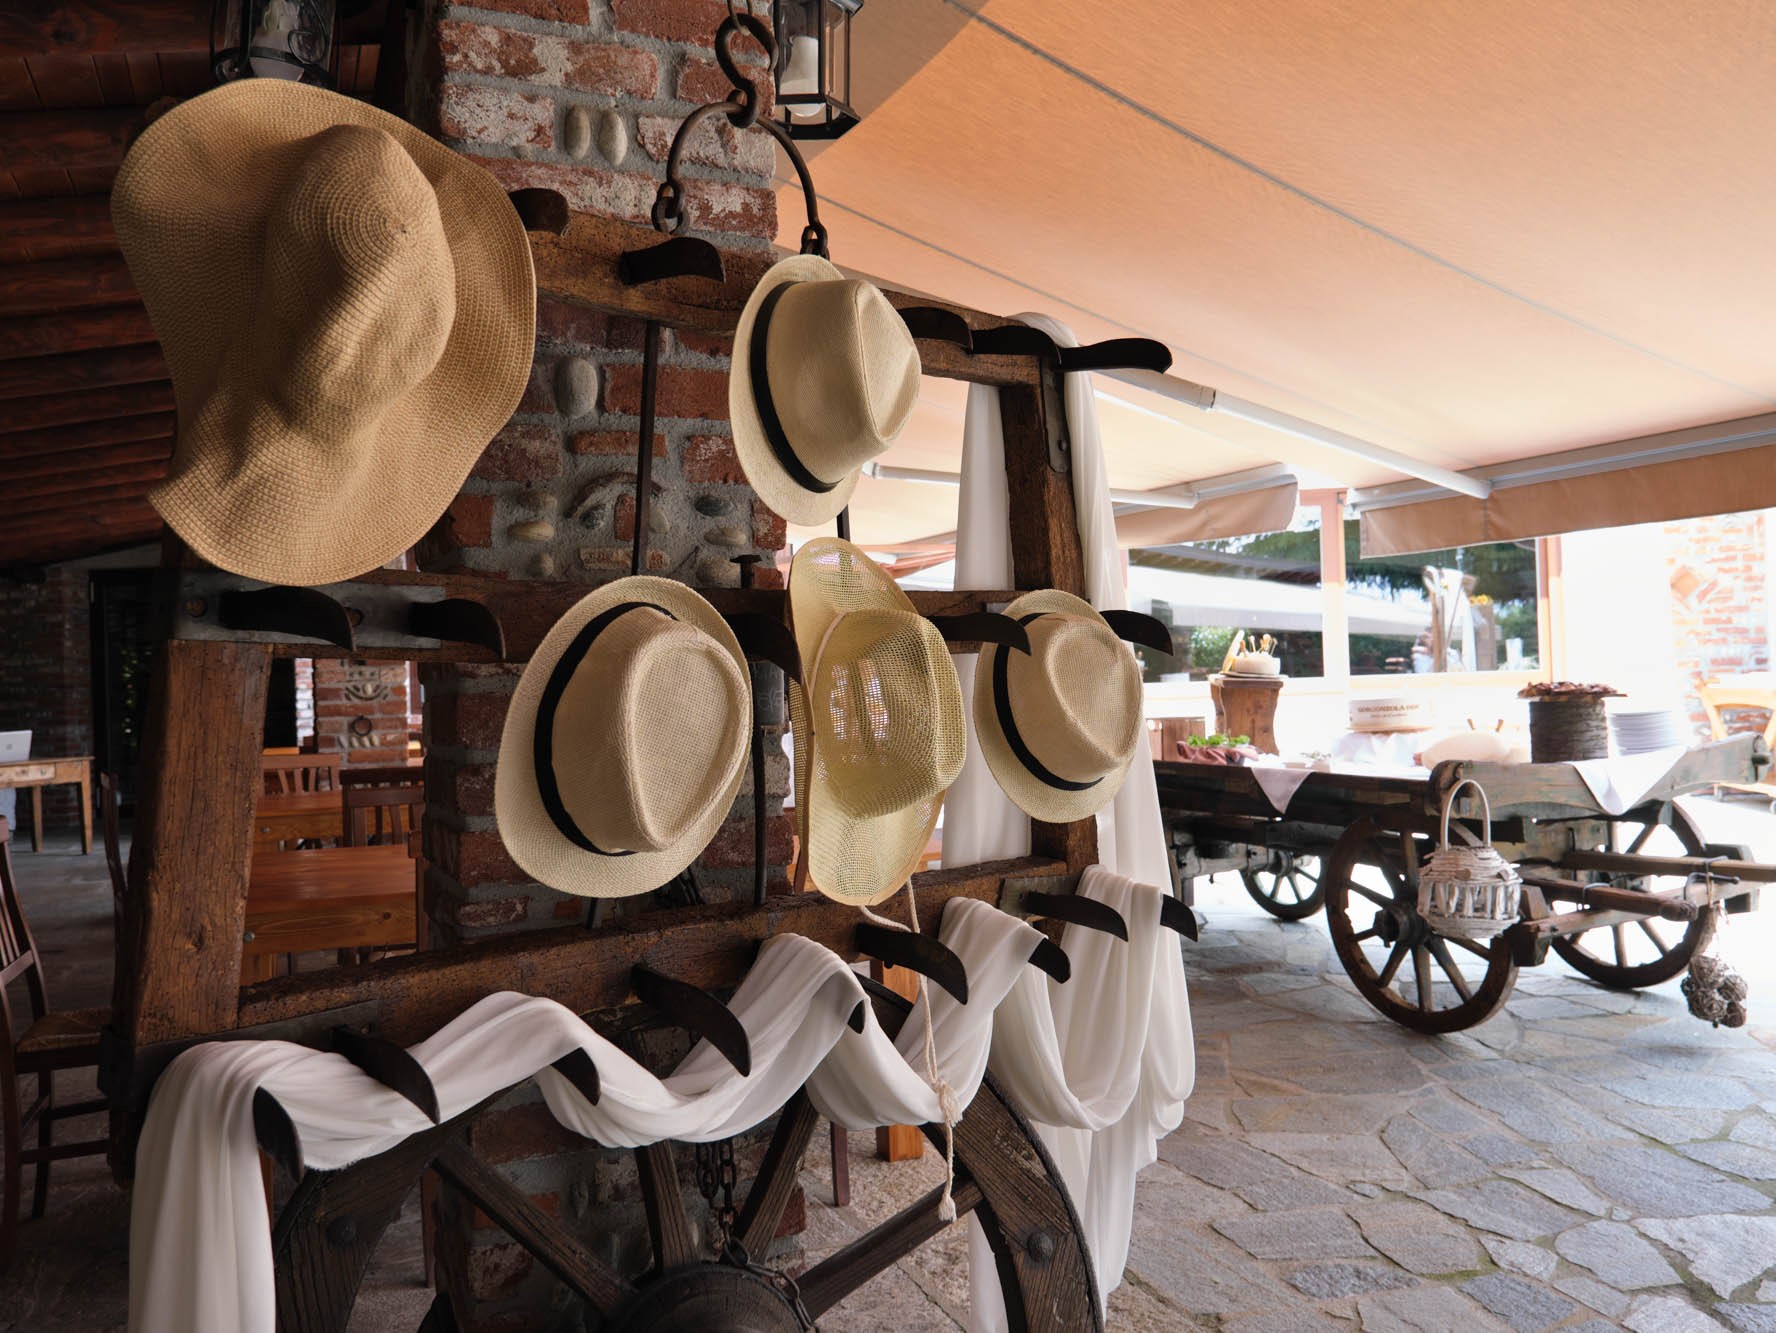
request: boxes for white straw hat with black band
[496,578,750,898]
[729,255,921,526]
[973,588,1145,824]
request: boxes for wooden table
[0,755,92,854]
[242,844,417,985]
[253,788,346,851]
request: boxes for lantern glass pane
[215,0,337,86]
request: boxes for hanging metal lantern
[212,0,340,88]
[774,0,862,140]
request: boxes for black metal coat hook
[897,306,973,350]
[409,598,506,656]
[723,611,802,684]
[1029,936,1071,983]
[928,612,1031,655]
[253,1087,304,1178]
[631,966,752,1075]
[330,1026,441,1125]
[217,585,354,650]
[1020,891,1129,941]
[969,324,1173,376]
[619,235,726,287]
[550,1048,602,1106]
[1160,896,1199,941]
[1101,609,1175,657]
[507,187,571,235]
[854,923,969,1005]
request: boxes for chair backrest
[0,818,49,1039]
[343,783,424,852]
[1697,676,1776,746]
[99,772,126,918]
[262,752,343,796]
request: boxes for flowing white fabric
[1249,759,1317,814]
[949,315,1195,1325]
[1569,746,1688,817]
[129,904,1042,1333]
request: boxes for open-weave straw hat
[789,538,965,905]
[729,255,920,527]
[110,80,535,585]
[496,578,750,898]
[974,589,1144,823]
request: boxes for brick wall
[408,2,795,1324]
[1665,509,1773,733]
[0,567,92,834]
[311,659,411,763]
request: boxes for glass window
[1127,509,1325,682]
[1344,523,1539,674]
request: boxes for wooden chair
[261,752,342,797]
[343,783,423,852]
[98,773,126,929]
[0,818,108,1270]
[1698,674,1776,804]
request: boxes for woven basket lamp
[1418,779,1522,942]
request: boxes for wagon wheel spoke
[1348,882,1394,909]
[797,1174,984,1318]
[1624,821,1658,855]
[1376,939,1409,988]
[734,1091,820,1257]
[1612,923,1629,966]
[1637,919,1671,956]
[1413,946,1435,1011]
[1444,933,1494,960]
[1352,927,1379,943]
[1427,936,1474,1002]
[635,1141,697,1270]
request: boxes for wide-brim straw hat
[729,255,920,527]
[496,578,750,898]
[789,538,964,905]
[974,589,1144,823]
[111,79,535,585]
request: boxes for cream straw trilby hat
[973,589,1144,823]
[110,79,535,585]
[729,255,920,526]
[496,578,751,898]
[789,538,965,905]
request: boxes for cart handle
[1439,778,1496,852]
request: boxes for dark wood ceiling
[0,2,390,570]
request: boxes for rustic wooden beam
[528,210,1039,389]
[6,456,167,502]
[0,0,387,54]
[0,107,141,173]
[0,411,172,459]
[1,433,169,476]
[0,254,137,317]
[3,379,172,431]
[0,304,153,360]
[0,341,164,399]
[120,638,271,1044]
[0,193,117,264]
[0,504,161,564]
[235,854,1067,1045]
[0,524,162,568]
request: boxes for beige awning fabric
[1359,443,1776,557]
[1115,480,1299,548]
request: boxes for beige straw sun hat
[729,255,921,527]
[496,578,751,898]
[110,79,535,585]
[789,538,965,905]
[974,589,1144,823]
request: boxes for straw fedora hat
[974,589,1144,823]
[496,578,751,898]
[789,538,965,905]
[729,255,920,527]
[110,79,535,585]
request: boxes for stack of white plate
[1610,708,1685,755]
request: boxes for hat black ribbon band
[992,613,1102,794]
[750,283,840,495]
[534,600,677,857]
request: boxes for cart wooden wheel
[270,991,1102,1333]
[1240,850,1324,920]
[1323,816,1519,1033]
[1547,802,1717,990]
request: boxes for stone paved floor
[4,795,1775,1330]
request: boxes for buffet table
[0,755,92,854]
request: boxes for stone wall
[1664,509,1773,733]
[407,2,797,1325]
[0,566,91,833]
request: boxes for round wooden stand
[1209,673,1286,755]
[1528,697,1609,762]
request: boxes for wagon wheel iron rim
[1545,801,1717,990]
[1323,815,1519,1033]
[1239,850,1324,920]
[268,988,1103,1333]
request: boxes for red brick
[438,82,554,150]
[475,421,562,483]
[537,298,617,348]
[426,493,496,551]
[467,154,656,224]
[466,1241,532,1301]
[613,492,636,542]
[578,546,666,571]
[465,0,590,21]
[436,21,658,98]
[678,53,773,115]
[774,1183,806,1239]
[754,563,785,590]
[682,433,744,484]
[684,178,776,240]
[449,762,498,818]
[604,363,727,420]
[570,429,665,457]
[637,112,773,176]
[454,889,531,925]
[611,0,735,45]
[672,327,732,360]
[518,361,554,414]
[552,898,586,920]
[699,812,793,868]
[752,497,786,551]
[470,1103,592,1165]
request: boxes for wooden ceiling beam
[0,194,117,264]
[0,507,162,565]
[5,436,171,479]
[0,411,174,458]
[0,253,137,317]
[0,1,386,56]
[2,491,159,532]
[0,304,153,359]
[0,341,165,399]
[6,379,172,431]
[0,107,142,173]
[7,456,168,502]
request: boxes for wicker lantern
[1418,779,1521,941]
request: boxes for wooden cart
[1157,735,1776,1033]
